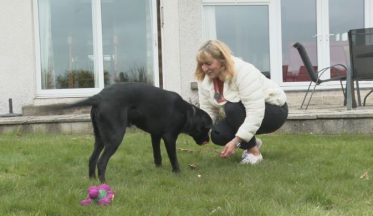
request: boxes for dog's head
[185,106,212,145]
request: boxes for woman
[195,40,288,164]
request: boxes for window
[201,0,370,89]
[203,3,270,77]
[101,0,156,86]
[281,0,317,83]
[38,0,95,89]
[36,0,158,95]
[281,0,365,84]
[329,0,364,70]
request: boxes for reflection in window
[329,0,364,77]
[38,0,156,90]
[38,0,94,89]
[101,0,154,86]
[281,0,317,82]
[203,5,270,77]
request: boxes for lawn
[0,131,372,216]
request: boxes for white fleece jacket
[198,56,287,142]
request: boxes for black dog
[65,82,212,182]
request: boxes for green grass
[0,132,372,216]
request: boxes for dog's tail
[33,95,100,115]
[63,95,100,109]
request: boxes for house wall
[0,0,371,115]
[160,0,182,93]
[0,0,35,114]
[177,0,203,104]
[160,0,203,104]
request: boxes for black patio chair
[293,42,348,109]
[348,27,373,106]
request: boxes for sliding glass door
[203,4,270,77]
[281,0,317,83]
[329,0,364,77]
[281,0,365,84]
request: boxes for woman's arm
[234,63,266,143]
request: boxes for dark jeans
[210,101,288,149]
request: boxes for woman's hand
[220,141,236,158]
[220,137,242,158]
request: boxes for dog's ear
[185,105,212,132]
[184,106,197,132]
[204,121,212,130]
[198,108,212,129]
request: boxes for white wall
[0,0,35,114]
[178,0,204,103]
[160,0,182,93]
[0,0,357,115]
[161,0,204,104]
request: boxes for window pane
[205,5,270,77]
[281,0,317,82]
[101,0,154,85]
[38,0,95,89]
[329,0,364,77]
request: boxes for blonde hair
[195,40,235,81]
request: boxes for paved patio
[280,105,373,134]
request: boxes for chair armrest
[317,64,348,80]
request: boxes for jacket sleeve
[198,82,219,123]
[234,64,265,142]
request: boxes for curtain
[203,6,217,40]
[39,0,55,89]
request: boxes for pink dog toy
[80,184,115,206]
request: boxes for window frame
[202,0,373,90]
[201,0,281,83]
[33,0,159,98]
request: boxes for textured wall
[0,0,35,114]
[177,0,204,104]
[160,0,182,93]
[161,0,203,104]
[0,0,364,115]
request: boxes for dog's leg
[151,134,162,167]
[162,133,180,172]
[89,107,104,179]
[89,140,104,179]
[96,110,127,183]
[97,129,125,183]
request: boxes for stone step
[22,104,90,116]
[1,107,373,134]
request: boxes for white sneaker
[241,139,263,159]
[241,150,248,159]
[240,152,263,165]
[256,138,263,149]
